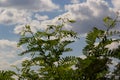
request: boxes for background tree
[75,14,120,80]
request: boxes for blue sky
[0,0,120,70]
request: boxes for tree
[16,18,78,80]
[76,15,120,80]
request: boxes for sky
[0,0,120,70]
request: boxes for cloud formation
[0,40,23,70]
[0,0,59,12]
[71,0,80,4]
[0,8,31,25]
[15,0,117,35]
[64,0,115,33]
[0,0,57,25]
[111,0,120,10]
[105,41,120,50]
[3,0,117,35]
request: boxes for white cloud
[19,0,117,35]
[13,0,120,37]
[0,40,16,47]
[35,14,49,21]
[0,0,59,12]
[0,40,23,70]
[14,11,75,34]
[12,57,31,66]
[64,0,115,33]
[0,8,31,25]
[0,39,33,71]
[13,24,26,34]
[71,0,80,4]
[105,41,120,50]
[1,0,6,2]
[78,55,87,59]
[14,20,42,34]
[13,0,117,36]
[0,0,59,25]
[111,0,120,10]
[0,61,10,70]
[0,9,49,33]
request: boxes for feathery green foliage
[16,19,78,80]
[0,70,15,80]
